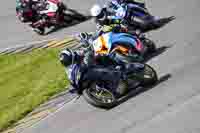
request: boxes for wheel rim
[87,85,115,104]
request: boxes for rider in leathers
[29,0,65,33]
[90,3,175,33]
[59,47,144,95]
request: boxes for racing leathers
[100,0,175,33]
[30,0,65,33]
[61,47,145,96]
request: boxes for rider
[90,3,175,33]
[31,0,67,27]
[107,0,149,20]
[59,48,144,86]
[30,0,66,33]
[59,48,121,95]
[89,4,143,44]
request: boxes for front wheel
[83,84,117,108]
[140,64,158,86]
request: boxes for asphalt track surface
[0,0,98,50]
[2,0,200,133]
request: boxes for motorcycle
[79,31,156,62]
[66,50,158,108]
[30,0,69,35]
[106,3,175,33]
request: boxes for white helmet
[90,4,102,17]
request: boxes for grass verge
[0,48,69,131]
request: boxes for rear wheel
[83,84,117,108]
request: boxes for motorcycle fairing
[93,32,143,55]
[93,32,113,55]
[40,0,58,14]
[111,32,143,52]
[47,12,56,17]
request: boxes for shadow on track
[45,8,92,35]
[109,73,172,110]
[143,45,173,63]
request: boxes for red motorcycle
[30,0,69,35]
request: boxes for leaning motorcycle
[79,31,156,62]
[65,50,158,108]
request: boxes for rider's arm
[107,0,122,10]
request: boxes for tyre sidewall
[83,88,118,109]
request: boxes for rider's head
[111,0,122,4]
[59,49,75,67]
[110,0,125,5]
[90,4,106,20]
[90,4,102,17]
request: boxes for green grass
[0,48,69,131]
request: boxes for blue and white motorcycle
[107,2,175,33]
[63,49,158,108]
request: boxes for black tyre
[83,84,117,108]
[140,64,158,86]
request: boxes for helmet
[90,4,102,17]
[59,49,75,67]
[79,32,89,41]
[111,0,123,5]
